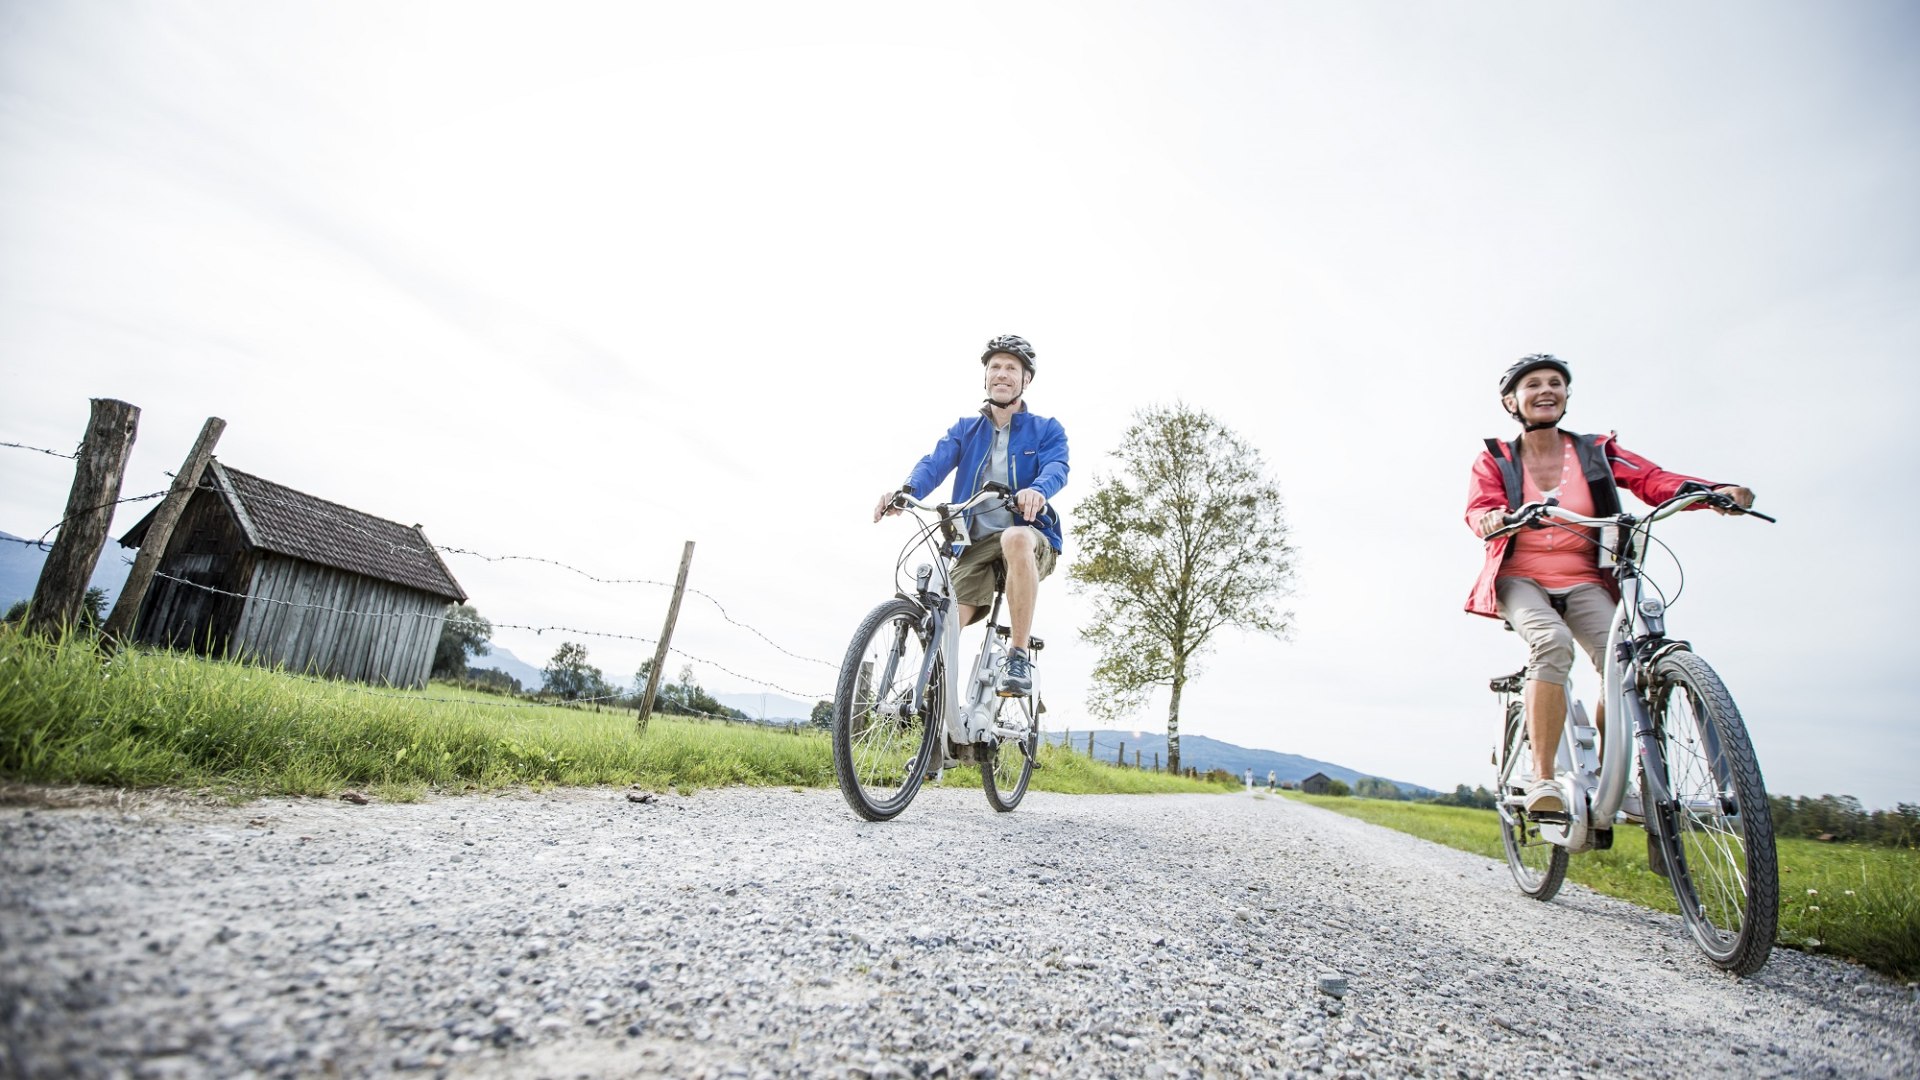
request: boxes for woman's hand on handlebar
[1710,486,1755,515]
[1472,508,1508,538]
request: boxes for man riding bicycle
[1465,354,1754,816]
[873,334,1069,698]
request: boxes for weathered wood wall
[231,555,444,688]
[134,490,255,654]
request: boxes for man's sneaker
[1524,778,1566,817]
[1619,787,1645,824]
[996,648,1033,698]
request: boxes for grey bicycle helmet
[981,334,1037,374]
[1498,354,1571,396]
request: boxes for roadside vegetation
[1284,791,1920,979]
[0,627,1232,801]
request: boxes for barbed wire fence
[4,436,838,730]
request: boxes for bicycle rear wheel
[1496,699,1568,900]
[981,692,1039,812]
[832,599,943,822]
[1644,650,1777,974]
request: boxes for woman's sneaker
[1524,778,1566,817]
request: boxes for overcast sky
[3,1,1915,808]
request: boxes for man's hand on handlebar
[873,488,907,523]
[1015,487,1046,522]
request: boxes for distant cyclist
[874,335,1070,697]
[1465,354,1754,816]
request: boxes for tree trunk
[28,399,140,637]
[1166,666,1186,774]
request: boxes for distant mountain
[1044,729,1437,797]
[713,692,818,723]
[465,644,546,692]
[0,530,134,611]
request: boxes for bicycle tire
[831,598,943,822]
[1496,699,1568,900]
[981,692,1038,812]
[1644,650,1778,974]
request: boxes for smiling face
[1503,367,1569,427]
[983,352,1032,406]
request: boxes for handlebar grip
[1500,497,1558,528]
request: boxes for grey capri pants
[1494,577,1615,686]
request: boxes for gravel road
[3,785,1915,1079]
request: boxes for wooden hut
[118,461,465,688]
[1300,771,1334,795]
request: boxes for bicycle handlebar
[1490,489,1773,540]
[889,484,1018,518]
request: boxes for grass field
[0,627,1229,800]
[1285,791,1920,979]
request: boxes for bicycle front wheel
[831,598,943,822]
[981,692,1039,812]
[1496,698,1567,900]
[1645,650,1778,974]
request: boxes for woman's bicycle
[831,484,1044,821]
[1488,487,1779,974]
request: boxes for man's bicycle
[1488,488,1779,974]
[832,484,1044,821]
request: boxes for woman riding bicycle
[1464,354,1755,816]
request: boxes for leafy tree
[432,604,493,678]
[1068,403,1296,773]
[544,641,612,701]
[810,699,833,729]
[1354,777,1404,801]
[461,667,521,695]
[4,588,109,631]
[1326,779,1351,797]
[656,663,747,719]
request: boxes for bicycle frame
[891,489,1037,751]
[1497,491,1728,852]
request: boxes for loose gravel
[3,785,1916,1079]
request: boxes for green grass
[0,627,1230,801]
[1285,791,1920,979]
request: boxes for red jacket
[1464,431,1722,619]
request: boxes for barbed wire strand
[116,481,838,670]
[1,440,78,460]
[125,639,817,728]
[32,491,169,547]
[148,571,830,700]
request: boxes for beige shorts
[951,527,1057,609]
[1495,576,1615,686]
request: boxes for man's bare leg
[1000,527,1040,650]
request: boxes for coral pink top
[1498,434,1609,589]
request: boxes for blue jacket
[904,402,1070,552]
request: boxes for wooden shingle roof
[122,461,465,602]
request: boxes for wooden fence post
[28,399,140,637]
[1117,741,1125,767]
[636,541,696,735]
[1153,751,1160,773]
[103,417,224,649]
[1086,731,1094,757]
